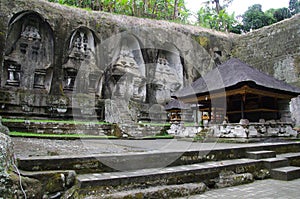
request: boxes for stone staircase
[17,142,300,198]
[246,150,300,181]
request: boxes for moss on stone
[45,173,65,193]
[193,36,210,48]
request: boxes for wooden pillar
[209,103,212,122]
[213,107,216,123]
[241,94,246,119]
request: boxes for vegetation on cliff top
[47,0,300,33]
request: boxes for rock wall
[232,14,300,86]
[232,14,300,126]
[0,0,300,123]
[0,129,43,198]
[0,0,234,122]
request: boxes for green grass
[141,134,174,139]
[9,131,174,140]
[9,131,118,139]
[2,118,110,125]
[139,122,171,127]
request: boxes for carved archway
[3,11,54,92]
[101,34,146,102]
[62,26,100,93]
[147,43,185,105]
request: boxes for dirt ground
[11,137,144,158]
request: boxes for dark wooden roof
[176,58,300,98]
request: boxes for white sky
[186,0,290,16]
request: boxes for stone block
[262,157,289,169]
[246,151,276,159]
[271,166,300,181]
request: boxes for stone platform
[12,138,300,198]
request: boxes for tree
[47,0,190,22]
[197,0,237,32]
[273,7,292,22]
[242,4,275,32]
[289,0,300,15]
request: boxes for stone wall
[0,0,234,121]
[232,14,300,86]
[0,0,300,124]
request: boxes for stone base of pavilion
[168,120,298,139]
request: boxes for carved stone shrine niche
[148,44,184,105]
[2,11,54,92]
[101,34,146,124]
[63,27,100,93]
[102,34,146,103]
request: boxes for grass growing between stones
[2,118,110,125]
[139,122,171,127]
[9,131,118,139]
[141,135,174,139]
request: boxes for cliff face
[0,0,299,122]
[0,0,234,86]
[1,0,299,85]
[232,14,300,86]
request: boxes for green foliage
[273,7,292,22]
[142,134,174,139]
[9,131,118,139]
[289,0,300,15]
[2,118,109,125]
[197,2,237,32]
[47,0,189,22]
[46,0,297,33]
[242,4,276,32]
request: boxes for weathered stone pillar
[290,96,300,126]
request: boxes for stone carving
[63,28,100,93]
[102,35,146,123]
[103,37,146,102]
[2,12,54,92]
[33,69,46,89]
[149,53,183,105]
[6,63,21,86]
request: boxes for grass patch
[139,122,171,127]
[141,134,174,140]
[9,131,117,139]
[2,118,110,125]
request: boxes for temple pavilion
[175,58,300,124]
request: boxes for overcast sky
[186,0,290,16]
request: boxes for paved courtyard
[12,137,291,157]
[178,178,300,199]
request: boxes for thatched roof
[165,98,190,110]
[176,58,300,98]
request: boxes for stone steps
[246,150,276,159]
[271,166,300,181]
[90,183,207,199]
[16,142,300,197]
[17,143,300,174]
[246,151,300,181]
[262,157,289,169]
[77,158,261,190]
[271,152,300,181]
[278,152,300,166]
[19,170,76,194]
